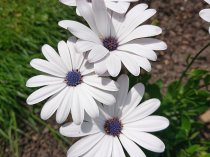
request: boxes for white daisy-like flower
[200,0,210,33]
[60,74,169,157]
[26,37,119,125]
[60,0,138,15]
[59,0,167,77]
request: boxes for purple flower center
[104,118,122,137]
[103,37,118,51]
[66,70,82,86]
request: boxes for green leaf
[180,116,191,135]
[188,69,209,80]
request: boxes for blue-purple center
[66,70,82,86]
[104,118,122,137]
[103,37,118,51]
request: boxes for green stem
[178,42,210,84]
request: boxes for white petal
[99,72,111,77]
[60,121,101,137]
[42,44,67,71]
[83,135,113,157]
[79,60,94,76]
[71,88,84,125]
[94,57,108,75]
[122,130,165,153]
[117,4,154,38]
[83,83,116,105]
[205,0,210,4]
[124,116,169,132]
[30,59,66,77]
[106,2,130,14]
[56,87,73,124]
[83,75,119,91]
[118,44,157,61]
[98,103,113,120]
[67,133,104,157]
[94,96,115,119]
[67,37,84,69]
[109,0,138,1]
[40,87,68,120]
[76,8,80,16]
[26,75,64,87]
[92,0,111,37]
[26,83,66,105]
[78,85,99,119]
[117,3,149,37]
[122,98,161,123]
[58,41,72,70]
[60,0,76,6]
[88,45,109,63]
[119,134,146,157]
[120,83,145,118]
[114,74,129,117]
[200,9,210,22]
[106,53,121,77]
[58,20,101,43]
[131,38,167,51]
[112,137,126,157]
[119,8,156,40]
[111,12,125,36]
[76,40,96,53]
[76,0,98,33]
[119,25,162,44]
[114,51,140,76]
[128,54,152,72]
[116,51,152,72]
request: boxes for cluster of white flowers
[26,0,209,156]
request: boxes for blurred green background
[0,0,210,157]
[0,0,77,156]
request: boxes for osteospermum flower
[60,0,138,15]
[60,75,169,157]
[26,37,118,125]
[200,0,210,33]
[59,0,167,77]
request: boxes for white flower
[26,37,119,125]
[59,0,167,77]
[60,0,138,15]
[60,74,169,157]
[200,0,210,33]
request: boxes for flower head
[60,0,138,15]
[60,75,169,157]
[200,0,210,33]
[26,37,119,125]
[59,0,167,77]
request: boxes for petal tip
[26,97,33,105]
[153,98,161,107]
[40,111,48,121]
[58,20,68,29]
[26,80,30,87]
[162,42,168,50]
[56,119,65,124]
[59,126,66,135]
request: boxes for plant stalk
[178,42,210,84]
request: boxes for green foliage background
[0,0,76,156]
[0,0,209,157]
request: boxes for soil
[150,0,210,84]
[21,129,66,157]
[19,0,210,157]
